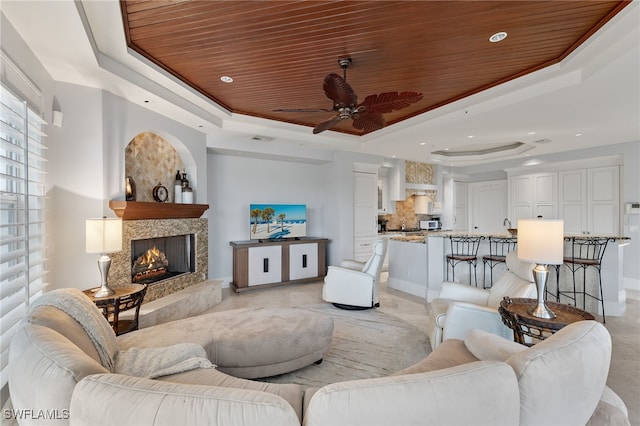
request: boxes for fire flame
[141,246,162,269]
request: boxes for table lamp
[517,219,564,319]
[86,217,122,297]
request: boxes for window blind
[0,83,48,389]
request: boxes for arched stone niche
[124,132,190,203]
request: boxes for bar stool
[446,236,484,286]
[482,236,517,288]
[557,237,610,323]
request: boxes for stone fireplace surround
[110,218,208,303]
[108,217,221,327]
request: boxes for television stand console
[229,238,328,292]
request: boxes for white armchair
[322,239,387,309]
[426,250,537,348]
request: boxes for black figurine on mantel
[174,170,182,203]
[181,172,189,190]
[125,176,136,201]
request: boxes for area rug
[258,303,431,388]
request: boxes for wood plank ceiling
[121,0,630,136]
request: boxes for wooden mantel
[109,200,209,220]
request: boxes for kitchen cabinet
[387,159,406,201]
[354,169,379,261]
[454,181,469,231]
[377,171,395,214]
[559,166,619,234]
[509,172,557,221]
[559,169,587,234]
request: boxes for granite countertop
[427,231,630,241]
[389,235,427,243]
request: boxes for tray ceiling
[121,0,630,136]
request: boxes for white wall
[206,154,329,285]
[206,150,384,287]
[44,85,209,291]
[46,83,105,290]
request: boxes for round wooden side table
[498,297,595,345]
[83,284,147,335]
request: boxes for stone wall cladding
[405,160,435,184]
[125,132,185,203]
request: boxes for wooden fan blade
[313,115,343,134]
[273,108,333,113]
[323,73,357,108]
[358,92,423,114]
[352,112,385,133]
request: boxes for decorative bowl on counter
[508,228,518,236]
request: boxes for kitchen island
[425,232,630,317]
[386,235,429,297]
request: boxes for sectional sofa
[8,288,629,425]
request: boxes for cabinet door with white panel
[289,243,318,280]
[509,172,557,221]
[559,166,619,234]
[559,169,587,234]
[533,173,557,219]
[248,245,282,286]
[588,166,619,234]
[354,169,378,261]
[353,237,377,262]
[354,171,378,237]
[453,181,469,231]
[230,238,328,292]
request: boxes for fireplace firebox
[131,234,195,285]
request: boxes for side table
[83,284,147,335]
[499,297,595,345]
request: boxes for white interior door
[470,180,508,233]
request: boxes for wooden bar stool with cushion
[446,236,484,286]
[557,237,611,323]
[482,236,517,289]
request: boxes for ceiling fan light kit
[276,57,423,135]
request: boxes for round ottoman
[117,307,334,379]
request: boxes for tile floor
[207,274,640,425]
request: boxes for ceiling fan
[274,58,424,134]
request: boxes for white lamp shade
[86,218,123,254]
[517,219,564,265]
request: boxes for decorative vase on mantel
[174,170,182,203]
[125,176,136,201]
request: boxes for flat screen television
[249,204,307,240]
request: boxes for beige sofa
[8,289,629,425]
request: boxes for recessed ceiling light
[489,32,508,43]
[220,76,234,83]
[420,142,426,146]
[528,131,536,135]
[467,135,474,139]
[575,133,583,137]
